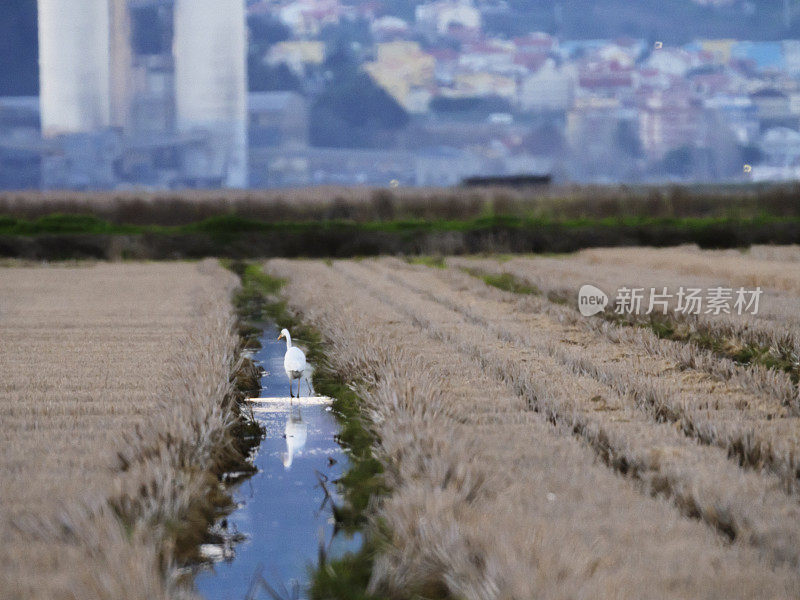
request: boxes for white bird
[278,328,307,398]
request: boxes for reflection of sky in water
[195,323,360,600]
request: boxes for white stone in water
[199,544,226,562]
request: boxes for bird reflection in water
[282,404,308,469]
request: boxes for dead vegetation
[581,245,800,295]
[451,252,800,490]
[3,184,800,225]
[266,255,800,599]
[451,248,800,391]
[0,261,245,600]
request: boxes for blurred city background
[1,0,800,190]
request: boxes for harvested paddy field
[266,249,800,599]
[0,261,245,600]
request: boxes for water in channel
[195,323,360,600]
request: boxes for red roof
[514,52,548,70]
[579,61,633,88]
[513,34,555,50]
[429,48,459,62]
[465,41,512,54]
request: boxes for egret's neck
[283,332,293,349]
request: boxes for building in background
[267,41,325,77]
[364,42,436,112]
[174,0,248,187]
[639,91,707,158]
[38,0,112,136]
[415,1,481,37]
[759,126,800,166]
[414,146,481,186]
[249,92,309,149]
[249,91,309,186]
[34,0,248,189]
[5,0,800,189]
[109,0,132,131]
[519,60,575,113]
[0,97,43,189]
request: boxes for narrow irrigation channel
[194,321,361,599]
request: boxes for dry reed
[266,257,800,599]
[2,183,800,225]
[449,253,800,403]
[0,260,242,600]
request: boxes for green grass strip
[3,212,800,237]
[459,265,798,383]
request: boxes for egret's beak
[277,333,284,341]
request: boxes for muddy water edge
[193,261,386,599]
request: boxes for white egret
[277,328,307,398]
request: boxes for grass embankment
[460,265,546,297]
[225,261,387,599]
[447,253,800,495]
[462,265,794,375]
[628,314,799,383]
[110,267,264,569]
[2,213,800,238]
[4,213,799,236]
[456,260,800,384]
[4,182,800,224]
[359,259,800,550]
[4,182,800,259]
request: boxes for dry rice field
[0,261,240,600]
[267,246,800,599]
